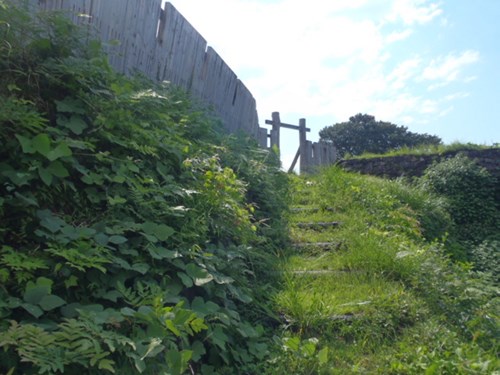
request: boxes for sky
[165,0,500,169]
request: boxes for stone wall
[337,148,500,180]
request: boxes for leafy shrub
[420,153,498,246]
[0,3,288,374]
[470,240,500,279]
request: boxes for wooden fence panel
[29,0,260,140]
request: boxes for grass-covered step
[296,221,341,229]
[292,241,343,251]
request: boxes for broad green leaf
[140,222,174,241]
[21,302,44,318]
[24,277,53,304]
[55,98,86,114]
[133,356,146,373]
[147,246,178,260]
[154,224,174,241]
[94,233,109,245]
[131,263,149,274]
[38,167,53,186]
[283,336,300,352]
[191,340,206,361]
[15,134,35,153]
[177,272,193,288]
[318,347,329,365]
[32,133,51,156]
[210,326,229,350]
[46,161,69,178]
[120,307,136,317]
[47,143,72,161]
[301,341,317,357]
[66,115,87,135]
[39,294,66,311]
[165,319,181,337]
[38,210,66,233]
[108,235,127,244]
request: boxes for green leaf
[108,235,127,244]
[21,303,44,318]
[55,98,86,114]
[108,195,127,205]
[191,340,206,361]
[147,246,178,260]
[177,272,193,288]
[39,294,66,311]
[32,133,51,156]
[47,143,72,161]
[98,359,116,373]
[283,336,300,352]
[64,115,88,135]
[38,167,53,186]
[38,210,66,233]
[24,277,53,304]
[15,134,35,153]
[154,224,174,241]
[210,326,228,350]
[131,263,149,274]
[166,350,192,375]
[165,319,181,337]
[318,347,329,365]
[140,222,174,242]
[47,161,69,178]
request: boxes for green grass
[345,141,498,159]
[264,167,499,374]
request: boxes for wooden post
[258,127,268,148]
[270,111,281,150]
[299,118,307,173]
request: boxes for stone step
[290,269,363,276]
[290,207,335,213]
[296,221,341,229]
[293,241,342,251]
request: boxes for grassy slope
[268,167,498,374]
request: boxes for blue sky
[166,0,499,168]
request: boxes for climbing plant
[0,2,287,374]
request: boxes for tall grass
[346,141,498,159]
[266,167,499,373]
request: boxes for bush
[0,3,288,374]
[420,153,498,246]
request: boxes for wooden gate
[264,112,337,173]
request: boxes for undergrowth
[0,3,288,374]
[267,168,499,374]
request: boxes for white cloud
[165,0,484,154]
[422,50,480,83]
[386,29,413,43]
[387,0,443,25]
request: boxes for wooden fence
[264,112,337,173]
[29,0,260,138]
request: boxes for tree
[319,113,441,157]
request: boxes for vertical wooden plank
[299,118,307,173]
[271,112,281,150]
[312,142,321,166]
[258,128,268,148]
[303,141,313,174]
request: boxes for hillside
[1,3,498,374]
[269,168,498,373]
